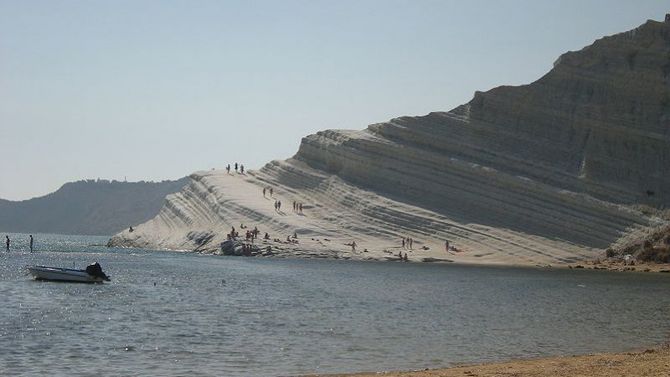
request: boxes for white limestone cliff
[108,17,670,265]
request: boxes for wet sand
[309,346,670,377]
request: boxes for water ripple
[0,233,669,376]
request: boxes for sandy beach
[308,346,670,377]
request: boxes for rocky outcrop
[108,16,670,265]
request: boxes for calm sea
[1,232,669,376]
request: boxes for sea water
[1,233,669,376]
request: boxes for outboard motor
[85,262,110,281]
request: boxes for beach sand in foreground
[308,346,670,377]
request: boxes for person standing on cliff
[29,235,34,252]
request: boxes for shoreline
[108,241,670,274]
[108,168,651,268]
[307,346,670,377]
[109,241,670,274]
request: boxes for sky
[1,0,668,200]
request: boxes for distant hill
[0,178,188,236]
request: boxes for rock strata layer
[109,17,670,265]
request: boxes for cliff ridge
[108,16,670,265]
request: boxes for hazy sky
[1,1,667,200]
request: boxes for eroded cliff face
[291,18,670,247]
[470,19,670,203]
[298,19,670,207]
[109,17,670,264]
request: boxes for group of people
[226,226,240,240]
[285,232,299,244]
[401,236,414,249]
[226,162,245,174]
[227,224,272,243]
[240,243,254,256]
[245,226,261,242]
[262,186,308,216]
[263,187,284,212]
[398,251,409,261]
[292,201,304,213]
[223,222,305,254]
[4,235,33,252]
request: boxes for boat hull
[28,266,108,283]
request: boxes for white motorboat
[28,262,110,283]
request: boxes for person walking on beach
[269,187,273,197]
[234,163,238,173]
[226,164,231,174]
[29,235,34,252]
[351,241,357,252]
[240,164,244,174]
[263,187,266,197]
[402,238,405,249]
[445,240,450,252]
[5,235,9,252]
